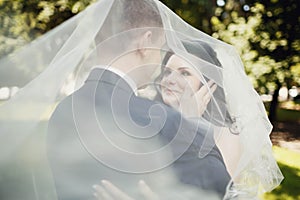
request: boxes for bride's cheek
[164,94,178,107]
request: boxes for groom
[47,0,230,199]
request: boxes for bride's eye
[180,70,191,76]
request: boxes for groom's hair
[118,0,164,46]
[121,0,163,30]
[96,0,163,45]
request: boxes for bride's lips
[162,87,181,95]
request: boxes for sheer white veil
[0,0,283,199]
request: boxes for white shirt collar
[92,65,138,95]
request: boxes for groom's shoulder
[132,96,188,129]
[134,96,180,116]
[48,92,77,129]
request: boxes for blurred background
[0,0,299,199]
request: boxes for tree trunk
[269,82,281,123]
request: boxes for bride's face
[160,55,201,108]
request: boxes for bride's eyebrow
[178,66,192,71]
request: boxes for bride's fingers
[204,84,217,99]
[207,80,215,87]
[202,84,217,105]
[203,95,212,107]
[101,180,134,200]
[195,82,217,101]
[93,185,114,200]
[138,180,159,200]
[199,80,214,93]
[193,84,217,116]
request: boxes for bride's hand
[179,80,217,118]
[93,180,159,200]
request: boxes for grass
[262,101,300,199]
[263,146,300,200]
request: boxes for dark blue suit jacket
[47,68,230,199]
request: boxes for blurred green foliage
[212,0,300,92]
[0,0,96,58]
[158,0,217,34]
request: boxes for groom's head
[97,0,165,87]
[121,0,163,30]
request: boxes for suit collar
[86,67,136,95]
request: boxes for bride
[156,40,241,178]
[0,0,283,199]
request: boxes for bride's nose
[164,71,179,85]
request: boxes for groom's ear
[137,31,152,57]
